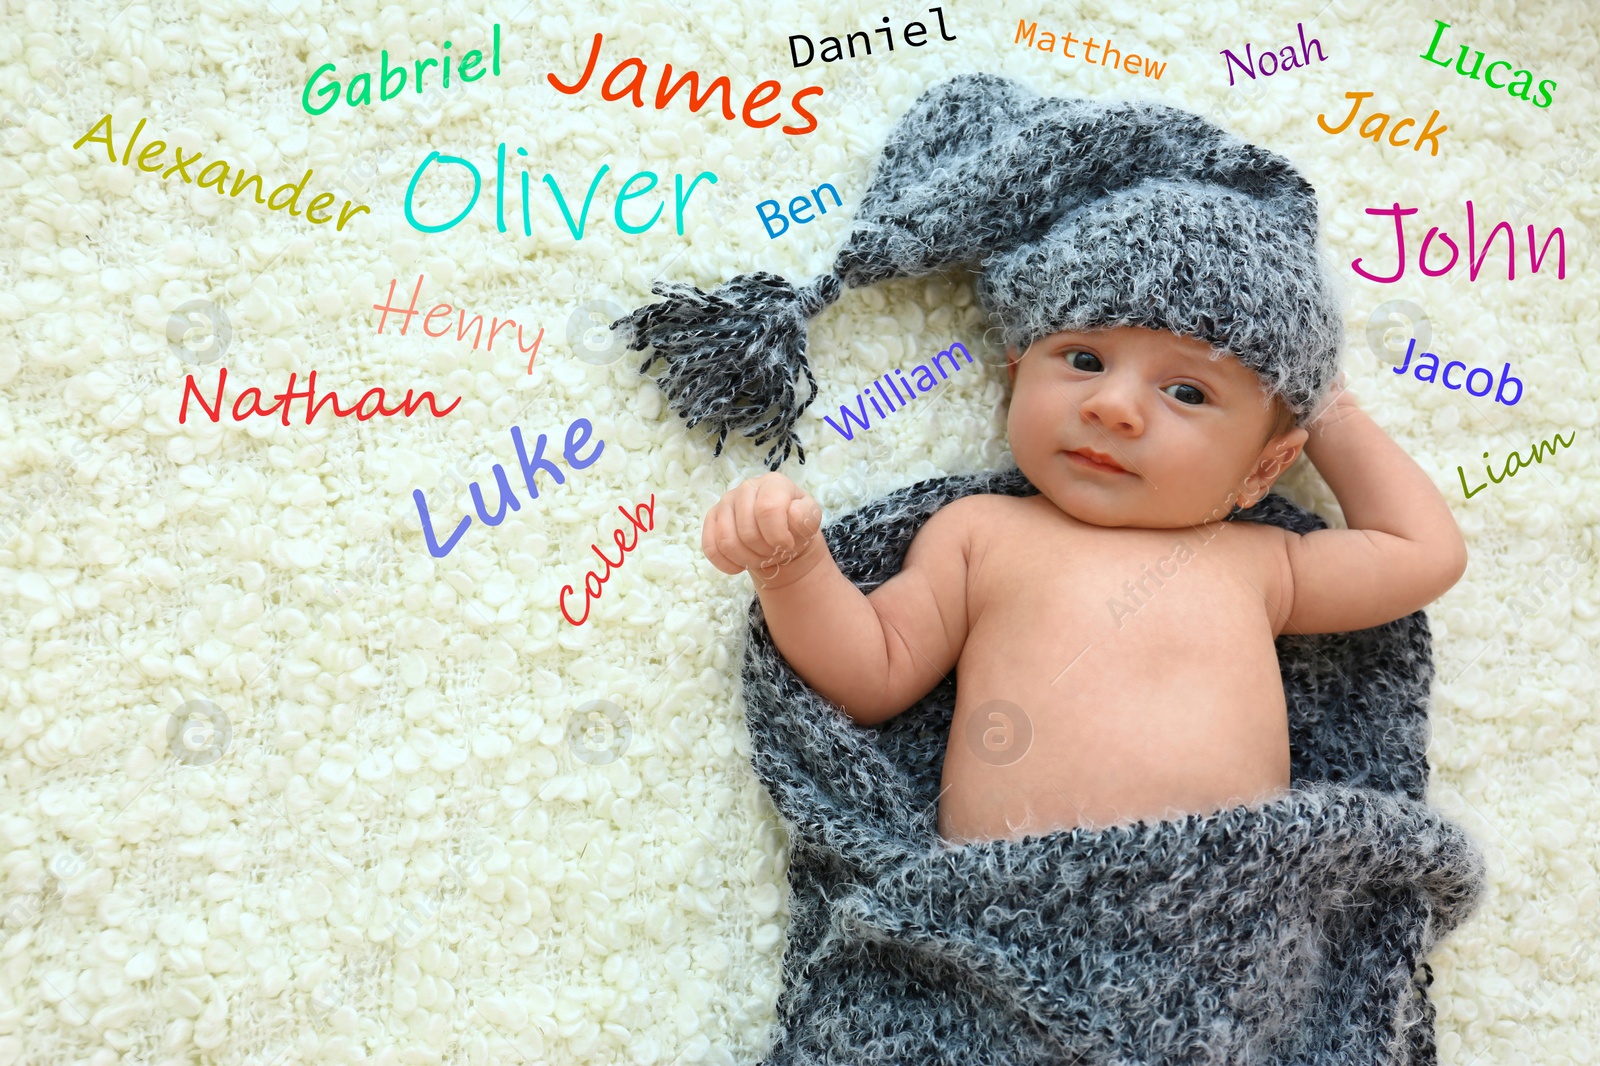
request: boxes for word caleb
[757,182,843,240]
[1221,23,1328,85]
[372,275,543,363]
[304,24,501,114]
[1014,20,1168,81]
[1458,431,1576,499]
[1353,201,1566,284]
[1318,92,1447,156]
[1392,339,1522,406]
[550,33,823,135]
[825,342,974,441]
[1420,20,1556,108]
[789,8,957,67]
[413,417,604,558]
[74,115,370,231]
[559,495,657,626]
[179,368,460,425]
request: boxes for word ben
[179,368,460,425]
[757,183,843,239]
[559,495,657,626]
[304,25,502,114]
[1353,201,1566,284]
[789,8,957,67]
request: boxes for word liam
[372,275,543,362]
[559,495,657,626]
[757,182,843,239]
[1221,23,1328,86]
[1318,92,1447,156]
[1392,339,1522,405]
[1420,20,1555,109]
[825,342,974,441]
[179,368,460,425]
[1458,431,1575,499]
[304,24,501,114]
[1015,19,1167,81]
[550,33,823,136]
[789,8,957,68]
[413,417,605,558]
[1353,201,1566,284]
[74,115,370,231]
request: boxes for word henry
[1015,19,1168,81]
[73,115,370,231]
[789,8,957,67]
[179,368,460,425]
[304,24,502,114]
[371,274,543,359]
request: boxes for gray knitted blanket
[741,467,1485,1066]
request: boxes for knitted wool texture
[742,468,1486,1066]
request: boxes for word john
[757,182,843,239]
[1221,22,1328,85]
[789,8,957,67]
[179,368,460,425]
[1353,201,1565,284]
[825,342,974,441]
[372,275,542,365]
[1458,431,1576,499]
[1420,19,1555,108]
[1014,19,1167,81]
[1392,339,1522,405]
[304,24,501,114]
[1318,92,1447,156]
[559,495,657,626]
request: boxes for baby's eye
[1163,383,1207,405]
[1066,350,1103,372]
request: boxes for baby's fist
[703,473,825,585]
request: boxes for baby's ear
[1241,428,1309,507]
[1006,345,1021,383]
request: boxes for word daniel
[179,368,459,425]
[1318,93,1447,157]
[1420,20,1556,108]
[1392,339,1522,406]
[413,418,604,558]
[1458,431,1576,499]
[1221,23,1329,85]
[1015,20,1168,81]
[789,8,957,67]
[550,33,823,135]
[758,182,844,240]
[825,342,975,441]
[559,495,657,627]
[74,116,370,231]
[372,276,543,363]
[1353,201,1566,284]
[304,25,501,114]
[405,150,717,238]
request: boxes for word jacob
[1221,23,1328,85]
[1318,92,1447,156]
[758,182,843,240]
[1420,20,1556,108]
[1015,20,1168,81]
[789,8,957,67]
[1353,201,1566,284]
[559,495,657,626]
[825,341,974,441]
[1458,431,1575,499]
[304,24,502,114]
[1392,339,1522,406]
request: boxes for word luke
[1392,339,1522,405]
[1420,20,1556,108]
[1221,23,1328,85]
[1353,202,1565,284]
[559,495,657,626]
[1318,93,1447,156]
[1014,20,1168,81]
[179,368,460,425]
[825,342,975,441]
[304,24,501,114]
[789,8,957,67]
[757,182,843,240]
[372,275,543,360]
[1458,431,1576,499]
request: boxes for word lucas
[1458,431,1576,499]
[758,182,843,240]
[559,495,657,626]
[179,368,460,425]
[405,148,717,239]
[1015,20,1167,81]
[1353,201,1566,284]
[789,8,957,67]
[1420,20,1556,108]
[1392,339,1522,405]
[1318,92,1447,156]
[413,417,604,558]
[304,24,501,114]
[372,275,543,364]
[74,115,370,231]
[1221,23,1327,85]
[825,342,974,440]
[550,33,823,136]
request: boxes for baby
[700,327,1466,843]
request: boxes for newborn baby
[700,326,1467,843]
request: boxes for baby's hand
[703,473,826,587]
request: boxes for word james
[789,8,957,67]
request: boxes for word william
[1221,23,1328,85]
[1420,20,1556,108]
[74,115,370,231]
[1458,431,1575,500]
[1318,93,1447,156]
[551,33,823,136]
[372,275,543,365]
[789,8,957,67]
[1014,20,1168,81]
[559,495,657,626]
[1107,541,1197,629]
[179,368,460,425]
[413,418,605,558]
[1392,339,1522,405]
[405,148,717,238]
[1353,201,1566,284]
[825,342,974,441]
[304,24,501,114]
[758,183,843,240]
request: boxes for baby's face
[1006,327,1307,528]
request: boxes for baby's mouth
[1065,447,1135,476]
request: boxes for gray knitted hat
[615,73,1344,470]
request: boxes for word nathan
[179,368,460,425]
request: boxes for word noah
[1221,23,1329,85]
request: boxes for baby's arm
[1279,388,1469,634]
[702,474,973,725]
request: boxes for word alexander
[74,116,371,231]
[1458,431,1575,499]
[825,341,975,441]
[757,182,843,240]
[1392,339,1522,405]
[1318,92,1447,157]
[1420,19,1556,108]
[372,275,544,362]
[305,24,501,114]
[1015,19,1168,81]
[789,8,957,67]
[179,368,460,425]
[559,494,657,626]
[1354,201,1565,284]
[1221,23,1328,85]
[550,33,823,136]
